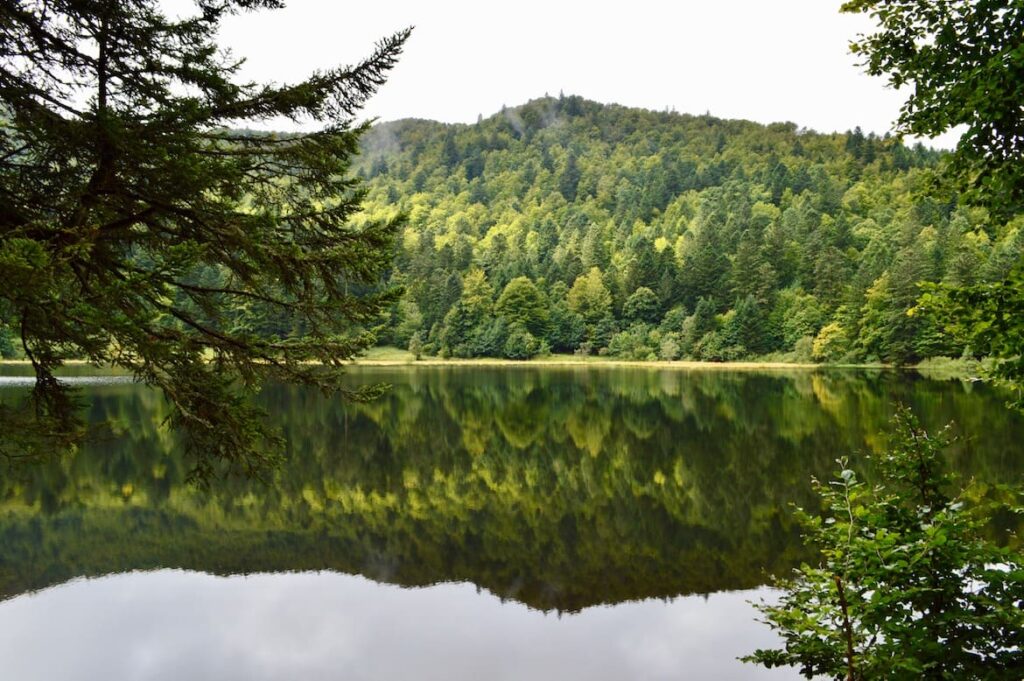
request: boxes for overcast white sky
[173,0,959,148]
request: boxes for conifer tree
[0,0,410,477]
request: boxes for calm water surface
[0,366,1021,680]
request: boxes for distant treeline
[352,95,1022,363]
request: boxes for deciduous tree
[746,407,1024,678]
[842,0,1024,214]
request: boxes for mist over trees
[355,95,1022,363]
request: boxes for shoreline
[0,355,982,378]
[349,357,879,371]
[0,356,882,370]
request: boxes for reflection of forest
[0,368,1020,612]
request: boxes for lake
[0,365,1021,680]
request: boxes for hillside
[353,95,1022,363]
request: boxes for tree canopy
[841,0,1024,215]
[358,96,1020,364]
[840,0,1024,401]
[0,0,409,477]
[745,407,1024,678]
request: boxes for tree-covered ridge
[354,95,1023,363]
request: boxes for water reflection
[0,366,1021,615]
[0,570,796,681]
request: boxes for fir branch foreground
[0,1,410,479]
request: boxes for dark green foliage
[559,150,581,202]
[919,262,1024,408]
[442,129,460,169]
[694,328,744,363]
[477,317,513,358]
[842,0,1024,216]
[724,295,768,355]
[502,323,544,360]
[626,238,661,294]
[0,318,16,359]
[623,287,660,324]
[547,305,586,354]
[545,281,586,352]
[658,305,689,336]
[745,407,1024,679]
[859,255,940,365]
[607,323,658,360]
[682,297,718,355]
[439,268,494,356]
[777,290,827,350]
[877,0,1024,400]
[591,314,619,351]
[0,1,408,477]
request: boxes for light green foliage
[407,332,424,360]
[681,297,718,356]
[359,96,1020,363]
[459,269,495,318]
[568,267,613,325]
[746,407,1024,679]
[496,276,549,335]
[857,272,895,361]
[792,336,814,363]
[777,289,827,349]
[658,305,689,336]
[658,334,681,361]
[813,322,851,362]
[694,331,745,363]
[392,298,424,348]
[731,233,777,306]
[436,270,551,360]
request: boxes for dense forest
[351,95,1023,363]
[3,94,1020,367]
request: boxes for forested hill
[354,95,1023,363]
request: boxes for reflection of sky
[0,376,136,387]
[0,570,798,680]
[0,365,137,392]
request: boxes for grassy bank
[0,348,986,379]
[354,347,987,377]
